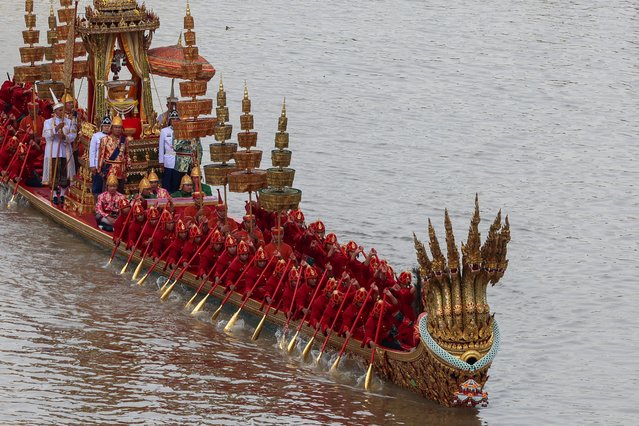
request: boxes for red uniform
[126,218,146,250]
[263,241,294,261]
[224,257,251,290]
[197,243,223,278]
[151,227,173,258]
[211,249,235,280]
[113,213,130,244]
[165,236,188,267]
[363,300,395,348]
[308,294,330,329]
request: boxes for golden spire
[281,98,286,116]
[186,0,191,16]
[177,32,183,47]
[219,74,224,91]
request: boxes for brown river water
[1,0,637,424]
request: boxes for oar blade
[210,305,223,322]
[364,363,374,391]
[119,262,129,275]
[252,314,267,341]
[286,331,299,353]
[330,355,341,372]
[223,309,241,332]
[185,293,199,308]
[137,273,149,286]
[302,336,315,361]
[131,259,144,280]
[160,281,177,301]
[191,294,209,315]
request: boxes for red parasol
[147,43,215,82]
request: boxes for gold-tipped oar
[211,255,256,321]
[251,259,292,341]
[364,294,387,391]
[330,288,374,371]
[287,270,328,353]
[224,256,276,331]
[160,230,215,300]
[185,255,224,308]
[314,285,355,363]
[131,213,164,280]
[137,242,172,285]
[107,199,137,266]
[120,210,153,275]
[191,263,234,315]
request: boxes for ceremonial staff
[330,288,374,372]
[107,200,137,265]
[160,230,215,300]
[224,256,276,331]
[251,259,292,341]
[287,270,328,353]
[364,294,387,391]
[210,255,256,321]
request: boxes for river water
[1,0,637,424]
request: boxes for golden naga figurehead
[413,195,510,364]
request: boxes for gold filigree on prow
[413,196,510,362]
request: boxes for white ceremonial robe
[42,116,76,184]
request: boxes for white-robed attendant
[89,115,112,200]
[158,108,181,193]
[42,92,76,205]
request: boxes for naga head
[413,195,510,362]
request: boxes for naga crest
[413,195,510,364]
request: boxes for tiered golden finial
[172,0,216,191]
[203,76,237,205]
[413,196,510,363]
[258,99,302,214]
[13,0,47,84]
[227,83,268,207]
[52,0,87,84]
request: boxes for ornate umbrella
[147,40,215,82]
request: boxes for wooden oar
[136,242,173,286]
[224,256,276,331]
[251,259,292,341]
[8,144,32,204]
[210,256,256,321]
[287,270,329,353]
[311,284,354,363]
[107,200,136,266]
[160,230,215,300]
[364,294,387,391]
[330,288,374,372]
[190,262,235,315]
[120,212,152,274]
[131,215,164,280]
[185,254,224,308]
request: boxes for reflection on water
[0,0,637,423]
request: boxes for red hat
[225,234,237,248]
[288,266,299,282]
[189,224,202,238]
[290,209,305,223]
[118,198,130,210]
[312,220,325,233]
[346,241,358,252]
[192,191,204,200]
[354,287,367,305]
[331,290,344,305]
[304,266,318,280]
[243,214,256,223]
[212,229,224,243]
[147,206,160,220]
[237,240,250,255]
[160,209,173,223]
[176,219,187,233]
[271,226,284,236]
[372,299,385,317]
[398,271,412,286]
[133,203,145,216]
[275,259,287,274]
[255,246,267,261]
[325,233,337,245]
[324,277,337,296]
[369,254,380,271]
